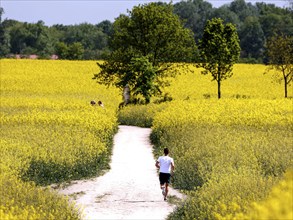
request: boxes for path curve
[58,125,183,220]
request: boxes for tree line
[0,0,292,63]
[92,2,292,102]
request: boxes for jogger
[155,148,175,201]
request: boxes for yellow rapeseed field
[163,64,292,100]
[1,59,121,219]
[119,63,293,220]
[1,59,292,219]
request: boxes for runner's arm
[155,160,160,169]
[171,160,175,172]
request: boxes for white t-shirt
[157,156,174,173]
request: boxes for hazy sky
[0,0,289,26]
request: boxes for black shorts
[159,172,171,185]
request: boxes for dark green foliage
[1,1,292,62]
[56,42,84,60]
[0,8,10,57]
[93,3,196,104]
[239,16,265,60]
[211,6,240,27]
[129,57,159,104]
[265,34,293,98]
[173,0,213,42]
[229,0,259,21]
[67,42,84,60]
[174,0,293,63]
[197,18,240,99]
[6,20,55,56]
[55,42,68,59]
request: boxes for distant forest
[0,0,292,63]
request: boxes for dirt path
[58,125,183,220]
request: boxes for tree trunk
[284,77,288,98]
[217,80,221,99]
[123,84,130,104]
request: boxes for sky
[0,0,290,26]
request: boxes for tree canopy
[197,18,240,99]
[93,2,196,104]
[266,34,293,98]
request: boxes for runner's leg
[164,173,171,200]
[159,173,166,195]
[161,183,166,196]
[165,183,168,199]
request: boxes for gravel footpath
[58,125,183,220]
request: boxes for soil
[58,125,184,220]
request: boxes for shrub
[118,103,168,127]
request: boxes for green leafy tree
[5,20,55,57]
[9,22,29,54]
[266,34,293,98]
[197,18,240,99]
[239,16,265,62]
[211,6,240,28]
[29,21,55,57]
[0,7,10,57]
[257,3,293,39]
[0,7,3,23]
[68,42,84,60]
[93,2,196,104]
[260,13,283,39]
[55,42,68,59]
[55,42,84,60]
[128,56,159,104]
[229,0,258,22]
[173,0,213,42]
[96,20,113,36]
